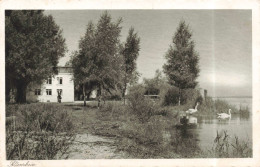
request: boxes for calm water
[175,97,252,151]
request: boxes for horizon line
[211,96,252,98]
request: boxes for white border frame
[0,0,259,166]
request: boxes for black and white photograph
[1,0,260,166]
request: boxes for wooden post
[204,89,207,103]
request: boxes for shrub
[95,96,178,158]
[99,101,127,121]
[127,85,158,122]
[159,85,202,107]
[6,130,74,160]
[118,115,168,158]
[182,88,203,105]
[6,103,75,160]
[239,105,250,117]
[159,85,179,106]
[6,104,74,132]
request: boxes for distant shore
[212,96,252,98]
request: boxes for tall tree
[70,12,123,107]
[94,12,122,106]
[121,27,140,104]
[5,10,67,103]
[163,21,200,105]
[70,21,96,106]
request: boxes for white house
[27,67,74,102]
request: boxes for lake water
[175,97,252,152]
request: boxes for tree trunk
[123,91,126,105]
[123,73,127,105]
[97,86,101,109]
[16,81,27,103]
[178,88,181,106]
[77,92,80,100]
[83,84,86,106]
[123,85,126,105]
[86,91,91,100]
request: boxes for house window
[57,89,62,95]
[47,77,52,84]
[57,77,63,84]
[35,89,41,95]
[46,89,52,95]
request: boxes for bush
[99,101,127,121]
[239,105,250,117]
[118,115,168,158]
[95,92,177,158]
[182,88,203,105]
[127,85,158,122]
[6,130,74,160]
[6,104,74,132]
[159,85,179,106]
[6,103,75,160]
[159,85,203,107]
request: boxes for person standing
[57,91,62,103]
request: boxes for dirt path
[61,133,127,159]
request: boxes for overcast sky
[44,10,252,97]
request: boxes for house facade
[27,67,74,102]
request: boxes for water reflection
[168,122,201,157]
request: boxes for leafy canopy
[163,21,199,90]
[71,11,123,96]
[6,10,66,84]
[5,10,67,102]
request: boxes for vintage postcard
[0,0,260,166]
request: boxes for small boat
[175,115,198,129]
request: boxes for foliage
[6,104,74,132]
[127,84,160,122]
[239,105,250,117]
[159,85,180,106]
[95,101,175,158]
[118,116,167,158]
[143,69,166,95]
[6,130,74,160]
[163,20,200,105]
[182,88,203,105]
[5,10,67,103]
[6,104,75,159]
[70,12,124,106]
[121,27,141,103]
